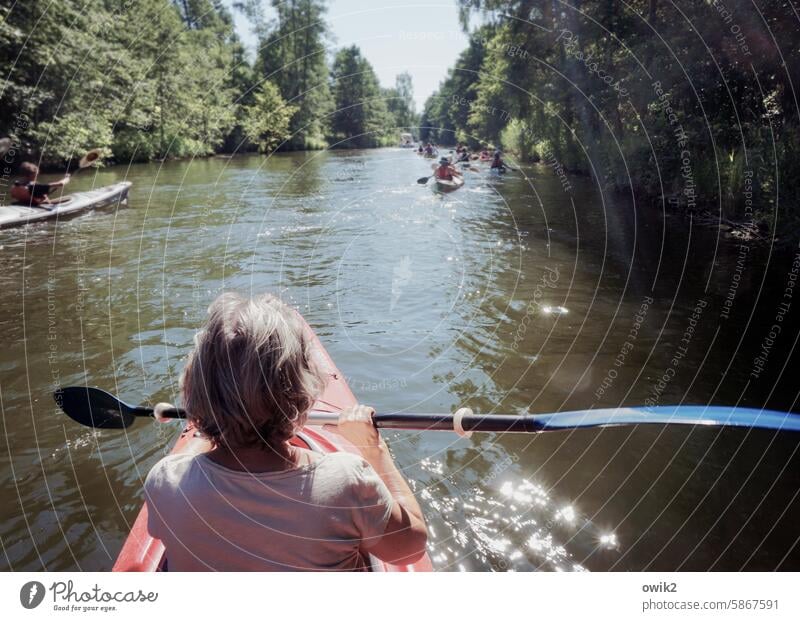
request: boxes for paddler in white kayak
[433,156,462,182]
[144,292,428,571]
[10,161,71,208]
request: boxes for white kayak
[0,181,132,230]
[434,176,465,193]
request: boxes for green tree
[0,0,245,165]
[419,29,488,146]
[329,45,391,148]
[256,0,333,149]
[384,72,418,132]
[424,0,800,236]
[241,81,297,153]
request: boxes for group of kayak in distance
[418,142,508,174]
[416,142,509,193]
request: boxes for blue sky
[224,0,471,111]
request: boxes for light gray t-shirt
[144,450,395,571]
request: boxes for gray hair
[182,292,325,449]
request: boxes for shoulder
[317,450,370,474]
[315,451,390,498]
[315,451,380,484]
[144,453,197,493]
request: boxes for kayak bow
[433,176,465,193]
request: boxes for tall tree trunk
[180,0,193,29]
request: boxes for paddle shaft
[153,406,549,433]
[333,411,538,433]
[47,150,99,202]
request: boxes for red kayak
[113,317,433,572]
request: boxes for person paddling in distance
[454,146,470,163]
[144,292,428,571]
[10,162,70,207]
[434,156,462,181]
[490,149,507,172]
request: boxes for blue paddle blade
[533,406,800,433]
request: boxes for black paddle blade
[54,386,136,429]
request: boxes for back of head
[19,162,39,179]
[182,292,325,450]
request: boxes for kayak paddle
[71,148,102,176]
[41,149,103,207]
[54,386,169,429]
[54,386,800,434]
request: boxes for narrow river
[1,148,798,571]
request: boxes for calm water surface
[1,149,798,571]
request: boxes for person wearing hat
[434,156,461,181]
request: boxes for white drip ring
[453,407,474,438]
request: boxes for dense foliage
[420,1,799,232]
[253,0,333,150]
[1,0,249,164]
[248,1,416,149]
[0,0,418,166]
[241,81,297,153]
[329,46,391,148]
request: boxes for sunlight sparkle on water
[416,456,616,571]
[599,533,618,549]
[556,505,576,524]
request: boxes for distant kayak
[0,182,131,229]
[434,176,465,193]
